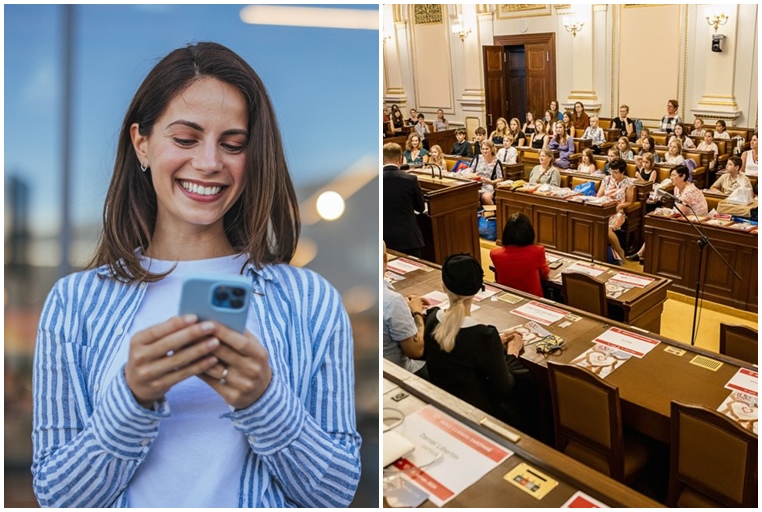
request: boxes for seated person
[382,242,427,378]
[414,113,430,141]
[433,109,449,132]
[713,119,731,140]
[466,140,504,205]
[635,136,662,165]
[616,136,634,160]
[603,147,618,175]
[562,111,575,138]
[581,115,606,154]
[490,212,550,297]
[528,148,561,186]
[696,132,718,170]
[451,128,473,157]
[664,139,685,166]
[598,157,635,263]
[672,164,708,215]
[507,117,526,147]
[577,148,597,174]
[427,144,448,172]
[403,133,429,166]
[571,101,590,132]
[496,134,518,165]
[423,254,528,426]
[530,119,550,149]
[740,132,758,176]
[490,117,510,145]
[691,117,707,138]
[406,108,418,126]
[638,127,651,146]
[710,156,752,194]
[547,121,575,169]
[668,123,695,150]
[472,126,487,156]
[635,152,657,183]
[612,104,636,140]
[659,99,681,133]
[522,112,536,138]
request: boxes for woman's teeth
[180,181,221,196]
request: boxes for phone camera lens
[230,299,244,309]
[214,288,229,302]
[231,288,245,297]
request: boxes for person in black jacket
[383,142,425,258]
[423,254,534,429]
[451,128,473,158]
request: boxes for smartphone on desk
[549,260,564,270]
[179,274,251,333]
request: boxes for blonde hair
[480,139,497,156]
[432,289,469,353]
[491,117,509,139]
[539,147,555,165]
[669,138,683,153]
[429,144,445,164]
[642,152,654,167]
[405,132,422,152]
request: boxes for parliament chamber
[382,3,757,508]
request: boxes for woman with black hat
[422,254,528,426]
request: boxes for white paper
[510,300,570,326]
[422,291,480,313]
[608,271,654,288]
[591,327,660,358]
[570,344,632,378]
[717,391,758,435]
[546,253,562,263]
[473,285,500,302]
[390,405,513,506]
[386,258,431,275]
[563,262,606,278]
[724,368,758,397]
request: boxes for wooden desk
[384,129,457,155]
[540,249,671,333]
[495,188,616,261]
[388,255,757,445]
[411,170,482,265]
[383,361,661,508]
[643,214,758,312]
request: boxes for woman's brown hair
[89,42,299,282]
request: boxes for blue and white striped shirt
[32,261,361,507]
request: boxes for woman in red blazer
[489,213,550,297]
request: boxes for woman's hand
[198,323,272,410]
[406,295,430,315]
[501,332,525,357]
[125,314,220,409]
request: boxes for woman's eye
[173,138,196,147]
[222,143,245,154]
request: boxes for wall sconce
[451,15,471,42]
[705,7,728,33]
[563,16,584,38]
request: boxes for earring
[140,162,148,173]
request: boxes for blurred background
[4,4,379,507]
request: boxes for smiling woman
[31,42,361,508]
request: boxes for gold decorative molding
[497,4,552,19]
[624,4,671,8]
[392,5,403,24]
[476,4,490,15]
[413,4,443,25]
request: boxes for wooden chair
[561,272,608,318]
[668,401,758,508]
[547,362,649,483]
[719,323,758,365]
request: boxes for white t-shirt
[100,254,260,507]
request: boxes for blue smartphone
[179,274,252,333]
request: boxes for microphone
[426,162,443,179]
[654,187,683,204]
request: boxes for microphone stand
[425,162,443,180]
[657,188,742,345]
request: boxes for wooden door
[492,33,557,124]
[525,42,553,120]
[483,45,505,135]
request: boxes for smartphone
[549,260,564,269]
[179,274,252,333]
